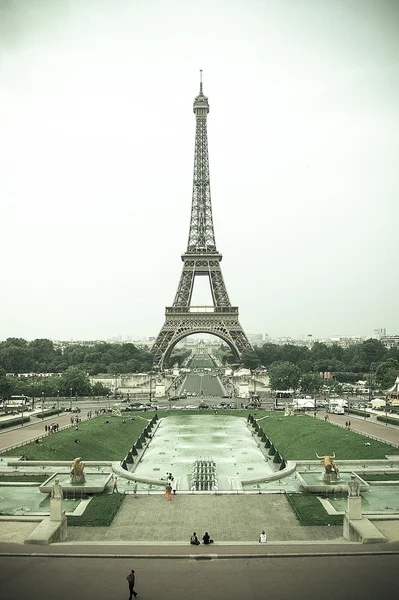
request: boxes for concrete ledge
[24,516,67,545]
[343,515,387,544]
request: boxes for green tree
[59,367,91,396]
[0,368,13,398]
[241,349,261,369]
[299,373,324,394]
[92,381,111,396]
[268,362,301,391]
[375,359,399,390]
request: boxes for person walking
[112,476,118,493]
[165,482,172,500]
[126,569,137,598]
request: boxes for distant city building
[380,335,399,349]
[247,333,264,344]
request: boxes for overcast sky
[1,0,398,343]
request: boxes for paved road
[315,411,399,447]
[0,552,398,600]
[181,373,225,398]
[0,411,95,452]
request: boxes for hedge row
[347,408,371,418]
[0,416,31,429]
[35,409,63,419]
[376,415,399,427]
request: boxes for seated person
[259,530,267,543]
[190,532,200,546]
[202,531,214,544]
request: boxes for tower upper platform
[193,70,209,115]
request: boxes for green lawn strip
[68,493,125,526]
[258,413,399,460]
[1,416,150,461]
[361,473,399,481]
[0,475,46,483]
[286,493,343,526]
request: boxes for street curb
[1,550,399,559]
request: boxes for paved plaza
[65,494,343,544]
[1,410,399,548]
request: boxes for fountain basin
[39,472,112,494]
[297,471,369,494]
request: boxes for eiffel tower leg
[210,269,231,306]
[173,269,195,307]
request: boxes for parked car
[185,404,198,410]
[198,404,210,409]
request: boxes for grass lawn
[2,410,397,464]
[257,413,399,460]
[286,493,344,526]
[361,473,399,481]
[0,475,46,483]
[68,493,125,526]
[1,415,150,461]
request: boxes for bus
[0,395,31,414]
[5,395,31,408]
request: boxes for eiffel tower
[152,72,252,368]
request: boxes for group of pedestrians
[165,471,176,500]
[190,531,214,545]
[44,422,59,433]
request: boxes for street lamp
[70,387,73,411]
[57,390,60,413]
[41,391,44,419]
[149,372,153,403]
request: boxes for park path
[0,412,88,452]
[315,411,399,448]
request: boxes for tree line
[241,338,399,392]
[0,338,154,375]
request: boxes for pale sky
[1,0,398,342]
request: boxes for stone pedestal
[50,496,64,522]
[347,495,362,520]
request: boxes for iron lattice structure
[152,73,252,368]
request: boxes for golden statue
[70,457,86,483]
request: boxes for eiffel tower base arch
[151,307,252,369]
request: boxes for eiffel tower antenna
[152,76,251,368]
